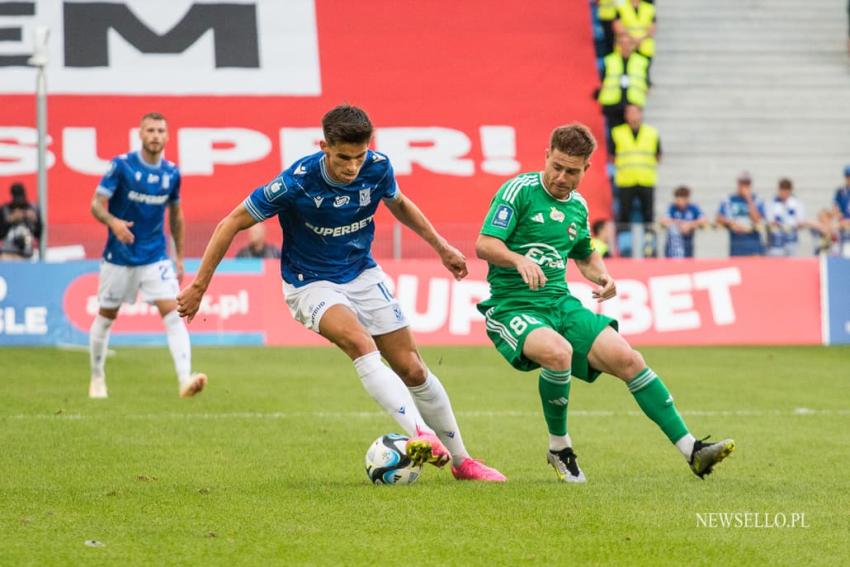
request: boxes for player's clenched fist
[177,283,205,322]
[592,274,617,302]
[439,244,468,281]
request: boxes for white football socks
[549,433,573,452]
[675,433,697,459]
[408,372,470,467]
[163,310,192,385]
[353,351,429,437]
[89,314,114,379]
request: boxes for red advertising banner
[0,0,610,257]
[55,258,822,347]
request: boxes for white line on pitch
[3,408,849,420]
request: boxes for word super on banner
[0,258,829,347]
[0,0,610,256]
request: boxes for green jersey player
[475,123,735,482]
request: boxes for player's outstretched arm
[384,194,468,280]
[475,234,548,291]
[177,204,257,322]
[574,251,616,302]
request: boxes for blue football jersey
[244,150,400,287]
[717,194,765,228]
[667,203,703,224]
[666,203,703,244]
[96,152,181,266]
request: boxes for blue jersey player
[89,112,207,399]
[178,105,505,482]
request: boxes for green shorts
[477,294,617,382]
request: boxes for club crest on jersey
[492,204,514,228]
[162,174,171,190]
[568,222,578,240]
[334,195,350,207]
[313,195,324,208]
[550,207,565,223]
[359,188,371,206]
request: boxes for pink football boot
[451,458,507,482]
[406,427,451,467]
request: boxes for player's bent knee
[538,342,572,372]
[98,307,119,320]
[395,361,428,387]
[335,333,377,360]
[617,349,646,381]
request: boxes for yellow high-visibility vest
[618,1,655,58]
[598,0,618,21]
[612,123,659,187]
[597,52,649,107]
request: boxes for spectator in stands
[591,219,614,258]
[610,105,660,244]
[833,164,850,255]
[809,208,839,256]
[0,182,42,260]
[660,185,707,258]
[598,33,650,132]
[716,171,765,257]
[614,0,656,62]
[766,177,806,256]
[236,223,280,259]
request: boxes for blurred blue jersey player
[88,112,207,400]
[178,105,505,481]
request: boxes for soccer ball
[364,433,422,485]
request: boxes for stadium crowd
[589,0,850,259]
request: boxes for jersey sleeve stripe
[503,175,535,204]
[501,178,523,203]
[95,185,114,197]
[242,197,267,221]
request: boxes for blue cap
[844,164,850,177]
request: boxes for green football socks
[539,368,572,437]
[628,367,689,444]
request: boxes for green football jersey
[480,171,593,304]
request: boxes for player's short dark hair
[549,123,597,160]
[322,104,373,146]
[778,177,793,190]
[140,112,166,124]
[674,185,691,198]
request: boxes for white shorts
[283,267,408,335]
[97,259,179,309]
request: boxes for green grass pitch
[2,345,849,565]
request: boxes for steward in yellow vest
[597,34,649,129]
[610,105,661,223]
[615,0,656,59]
